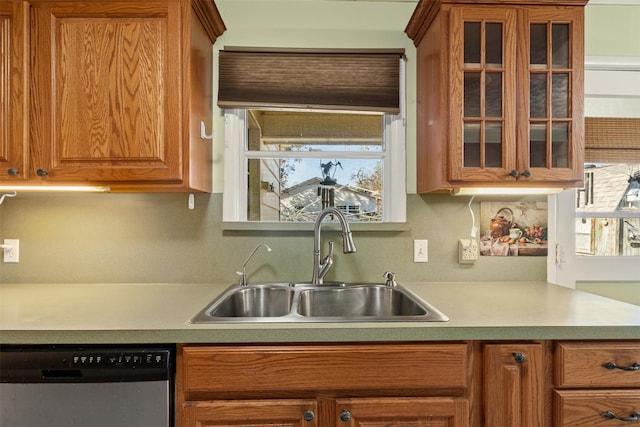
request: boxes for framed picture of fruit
[479,201,548,256]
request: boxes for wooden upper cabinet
[0,1,29,182]
[2,0,225,191]
[406,1,586,193]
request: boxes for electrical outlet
[414,239,428,263]
[458,239,478,264]
[3,239,20,263]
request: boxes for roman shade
[585,117,640,163]
[218,47,405,113]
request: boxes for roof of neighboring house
[282,177,380,199]
[578,164,640,212]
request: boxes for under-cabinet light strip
[0,186,111,192]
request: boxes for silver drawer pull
[602,362,640,371]
[601,411,640,423]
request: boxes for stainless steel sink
[297,285,428,317]
[191,283,294,320]
[190,282,448,323]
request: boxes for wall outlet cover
[458,239,478,264]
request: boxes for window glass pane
[552,123,569,168]
[464,122,481,167]
[530,74,547,118]
[530,23,547,68]
[464,22,481,66]
[244,110,385,223]
[575,164,640,257]
[530,123,547,168]
[485,23,503,67]
[277,158,382,222]
[552,73,569,118]
[552,24,569,68]
[485,122,502,167]
[485,72,502,117]
[464,72,481,117]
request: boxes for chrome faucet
[312,207,357,285]
[237,243,272,286]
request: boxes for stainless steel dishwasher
[0,345,174,427]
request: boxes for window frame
[548,56,640,287]
[222,60,407,223]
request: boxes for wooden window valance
[585,117,640,163]
[218,47,405,113]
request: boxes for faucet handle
[236,271,246,286]
[325,241,335,260]
[383,271,397,287]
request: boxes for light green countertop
[1,282,639,344]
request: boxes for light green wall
[0,193,547,284]
[0,0,636,297]
[585,4,640,57]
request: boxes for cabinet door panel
[517,7,584,182]
[554,390,640,426]
[181,344,468,399]
[335,397,469,427]
[449,6,517,183]
[183,399,318,427]
[0,1,29,181]
[484,343,545,427]
[555,341,640,388]
[30,1,182,182]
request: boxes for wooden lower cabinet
[335,397,469,427]
[182,397,469,427]
[183,399,319,427]
[177,343,471,427]
[554,390,640,426]
[484,343,547,427]
[177,340,639,427]
[553,341,640,427]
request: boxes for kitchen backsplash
[0,193,546,284]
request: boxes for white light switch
[414,239,428,263]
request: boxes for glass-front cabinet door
[449,6,583,184]
[449,7,517,182]
[520,7,584,182]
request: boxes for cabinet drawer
[180,343,468,397]
[555,342,640,388]
[554,390,640,426]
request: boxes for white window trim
[222,60,407,223]
[548,56,640,287]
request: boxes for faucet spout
[237,243,272,286]
[312,207,357,285]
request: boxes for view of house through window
[246,110,386,222]
[575,163,640,256]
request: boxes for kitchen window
[220,48,406,223]
[549,57,640,285]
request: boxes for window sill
[221,222,410,232]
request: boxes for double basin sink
[190,282,449,323]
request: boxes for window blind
[218,47,404,113]
[585,117,640,163]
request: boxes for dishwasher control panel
[1,346,173,383]
[70,350,168,368]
